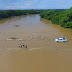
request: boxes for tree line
[40,7,72,29]
[0,10,42,20]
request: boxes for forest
[40,7,72,29]
[0,10,42,20]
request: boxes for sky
[0,0,72,10]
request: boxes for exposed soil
[0,14,72,72]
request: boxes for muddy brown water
[0,14,72,72]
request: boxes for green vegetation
[0,8,72,29]
[40,7,72,29]
[0,10,42,20]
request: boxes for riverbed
[0,14,72,72]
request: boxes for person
[21,45,22,48]
[23,43,24,47]
[18,45,20,48]
[25,45,27,48]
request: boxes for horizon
[0,8,69,10]
[0,0,72,10]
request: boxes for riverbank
[0,10,42,20]
[40,7,72,29]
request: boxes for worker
[23,43,24,47]
[18,45,20,48]
[21,45,22,48]
[25,45,27,48]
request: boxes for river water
[0,14,72,72]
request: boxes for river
[0,14,72,72]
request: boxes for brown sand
[0,14,72,72]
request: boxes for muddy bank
[0,14,72,72]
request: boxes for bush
[40,7,72,29]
